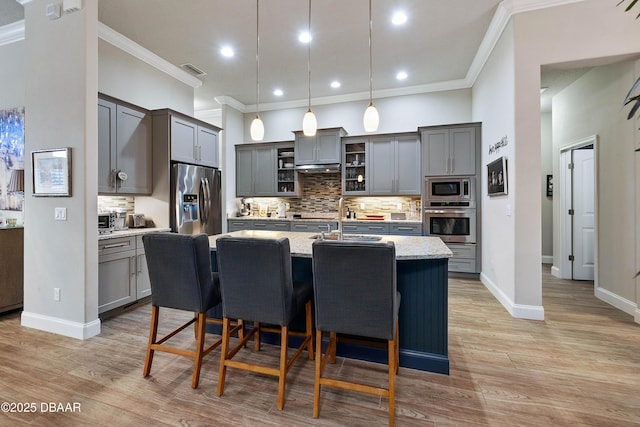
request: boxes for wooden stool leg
[388,336,396,427]
[276,325,288,411]
[217,317,231,397]
[191,312,206,388]
[313,329,323,418]
[254,321,261,352]
[329,331,337,364]
[305,301,314,360]
[143,305,159,377]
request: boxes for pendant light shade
[303,109,317,136]
[250,114,264,141]
[302,0,317,136]
[251,0,264,141]
[363,0,379,132]
[363,103,379,132]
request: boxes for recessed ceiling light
[330,81,341,89]
[298,31,312,43]
[220,46,234,58]
[273,88,284,97]
[392,11,407,26]
[396,71,408,80]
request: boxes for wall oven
[423,176,476,243]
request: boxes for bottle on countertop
[346,207,351,219]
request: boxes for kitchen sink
[309,233,382,242]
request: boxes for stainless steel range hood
[295,163,341,173]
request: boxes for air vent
[180,63,207,77]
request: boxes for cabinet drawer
[446,243,476,259]
[447,258,477,273]
[251,221,290,231]
[291,222,338,232]
[227,220,253,231]
[389,223,422,235]
[343,223,389,235]
[99,237,135,257]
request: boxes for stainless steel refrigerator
[171,163,222,235]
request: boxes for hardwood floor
[0,266,638,426]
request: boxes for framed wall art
[487,156,507,196]
[32,147,71,197]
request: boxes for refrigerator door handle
[204,177,212,222]
[199,177,208,226]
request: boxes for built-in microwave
[425,177,475,208]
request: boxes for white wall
[541,112,553,262]
[0,40,24,109]
[21,0,100,338]
[240,90,473,143]
[552,61,638,307]
[221,104,244,224]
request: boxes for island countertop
[208,230,452,260]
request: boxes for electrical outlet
[54,288,60,302]
[54,207,67,221]
[360,203,365,210]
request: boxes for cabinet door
[235,148,254,196]
[423,129,449,176]
[450,127,476,175]
[197,125,219,168]
[316,131,341,163]
[395,136,421,194]
[97,99,117,193]
[295,134,317,164]
[369,138,395,194]
[253,146,276,196]
[136,236,151,299]
[228,219,253,231]
[98,251,136,314]
[170,116,197,164]
[116,105,152,194]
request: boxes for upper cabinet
[152,109,221,168]
[369,134,421,195]
[236,142,299,197]
[98,95,152,195]
[343,133,420,196]
[294,127,346,165]
[421,125,477,176]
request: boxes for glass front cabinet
[343,137,368,195]
[276,143,298,196]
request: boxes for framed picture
[546,174,553,197]
[32,147,71,197]
[487,156,507,196]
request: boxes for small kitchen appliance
[128,213,146,228]
[98,212,115,234]
[277,201,286,218]
[113,208,128,230]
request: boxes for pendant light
[302,0,317,136]
[363,0,379,132]
[250,0,265,141]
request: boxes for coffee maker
[239,197,253,216]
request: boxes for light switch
[505,204,512,217]
[55,207,67,221]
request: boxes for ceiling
[3,0,616,114]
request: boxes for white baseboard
[541,255,553,264]
[21,311,101,340]
[594,287,636,317]
[480,273,545,320]
[635,307,640,325]
[551,265,561,278]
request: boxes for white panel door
[573,148,595,281]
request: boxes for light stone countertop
[228,216,422,225]
[208,230,451,260]
[98,227,171,241]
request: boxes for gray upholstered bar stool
[215,235,314,411]
[142,232,224,389]
[311,240,400,426]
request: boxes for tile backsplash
[239,173,421,219]
[98,196,135,214]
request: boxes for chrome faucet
[337,197,344,239]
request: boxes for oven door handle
[424,209,472,215]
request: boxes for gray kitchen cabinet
[290,221,338,233]
[251,220,290,231]
[421,125,476,176]
[342,222,389,235]
[236,144,276,196]
[389,223,422,235]
[98,96,152,194]
[227,219,254,232]
[152,109,221,168]
[275,143,298,196]
[343,138,368,195]
[446,243,478,273]
[98,237,137,314]
[136,235,151,299]
[294,127,346,165]
[369,134,421,195]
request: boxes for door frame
[557,135,599,287]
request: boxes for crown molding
[0,20,25,47]
[97,22,202,89]
[465,0,585,85]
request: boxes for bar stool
[311,239,400,426]
[215,235,314,410]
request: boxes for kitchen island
[208,230,452,374]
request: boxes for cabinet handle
[368,226,385,230]
[138,254,143,274]
[450,157,454,173]
[395,227,414,231]
[101,242,129,249]
[131,257,136,277]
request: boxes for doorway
[558,136,598,282]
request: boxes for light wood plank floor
[0,266,638,426]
